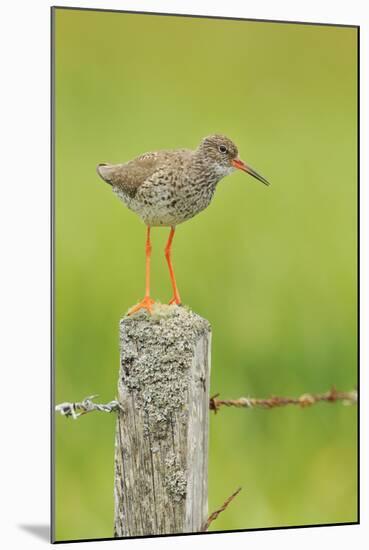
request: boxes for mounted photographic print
[52,6,359,543]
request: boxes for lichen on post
[114,304,211,537]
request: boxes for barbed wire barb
[55,395,122,419]
[201,487,242,531]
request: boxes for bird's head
[198,134,270,186]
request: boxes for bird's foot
[128,296,155,315]
[168,295,182,306]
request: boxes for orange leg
[165,227,182,306]
[128,226,155,315]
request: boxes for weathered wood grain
[114,305,211,537]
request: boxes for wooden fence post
[114,305,211,537]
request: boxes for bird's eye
[219,145,227,153]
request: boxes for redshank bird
[97,134,269,314]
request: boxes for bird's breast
[113,169,219,226]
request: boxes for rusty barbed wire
[209,387,357,413]
[201,487,242,531]
[55,387,357,419]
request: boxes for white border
[1,1,366,549]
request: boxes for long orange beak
[231,158,270,186]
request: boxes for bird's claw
[168,296,182,306]
[128,296,155,315]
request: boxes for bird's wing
[97,151,172,197]
[97,151,182,198]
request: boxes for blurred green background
[54,8,357,542]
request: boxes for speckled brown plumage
[96,134,269,313]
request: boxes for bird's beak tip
[232,158,270,186]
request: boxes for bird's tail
[96,163,113,185]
